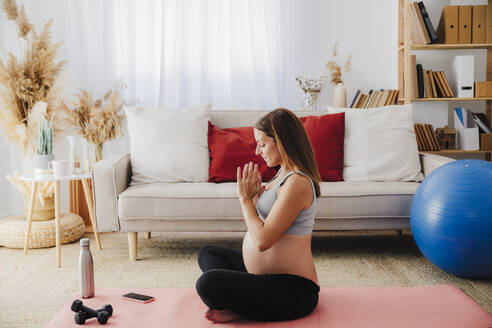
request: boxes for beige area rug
[0,231,491,328]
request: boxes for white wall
[0,0,489,216]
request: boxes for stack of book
[350,89,399,108]
[411,55,454,98]
[410,1,438,44]
[414,123,440,151]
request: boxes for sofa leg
[128,232,138,261]
[144,232,151,239]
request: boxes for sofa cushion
[300,112,345,181]
[118,181,419,223]
[125,104,210,184]
[327,104,424,182]
[208,122,278,182]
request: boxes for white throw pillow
[327,104,424,182]
[125,104,211,184]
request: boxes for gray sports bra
[256,169,317,235]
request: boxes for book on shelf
[411,55,418,99]
[416,2,438,43]
[350,90,361,108]
[423,69,432,98]
[414,123,440,151]
[349,89,399,108]
[432,71,445,97]
[413,2,431,44]
[413,61,454,98]
[416,64,424,98]
[428,69,437,98]
[410,0,429,44]
[440,71,454,97]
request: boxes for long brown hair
[255,108,321,198]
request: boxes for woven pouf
[0,213,86,249]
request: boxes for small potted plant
[34,114,54,174]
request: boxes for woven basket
[0,213,85,249]
[23,196,55,221]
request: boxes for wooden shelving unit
[398,0,492,161]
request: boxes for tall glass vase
[303,90,321,111]
[94,143,103,162]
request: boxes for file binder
[437,6,459,44]
[458,6,472,44]
[454,108,479,150]
[472,5,486,44]
[487,4,492,43]
[450,55,475,98]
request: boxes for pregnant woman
[196,108,321,323]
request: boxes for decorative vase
[333,83,347,108]
[303,89,321,111]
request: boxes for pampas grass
[62,88,125,158]
[325,42,352,85]
[0,0,66,154]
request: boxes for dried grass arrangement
[325,42,352,85]
[0,0,66,154]
[62,89,125,161]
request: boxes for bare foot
[205,308,243,323]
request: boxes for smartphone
[122,292,155,304]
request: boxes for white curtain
[0,0,398,214]
[1,0,289,109]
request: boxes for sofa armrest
[419,152,455,178]
[92,153,131,232]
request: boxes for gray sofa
[92,110,455,260]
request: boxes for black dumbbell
[71,300,111,325]
[97,304,113,317]
[70,300,113,318]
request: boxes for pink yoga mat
[47,285,492,328]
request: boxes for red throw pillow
[300,112,345,181]
[208,122,278,182]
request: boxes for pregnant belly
[242,231,318,284]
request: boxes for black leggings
[195,245,320,322]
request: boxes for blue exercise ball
[410,159,492,278]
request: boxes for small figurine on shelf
[436,126,456,150]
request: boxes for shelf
[409,97,492,101]
[411,44,492,50]
[421,150,492,154]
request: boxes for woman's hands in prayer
[237,162,262,202]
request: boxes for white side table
[19,173,102,267]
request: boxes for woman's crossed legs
[196,245,319,322]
